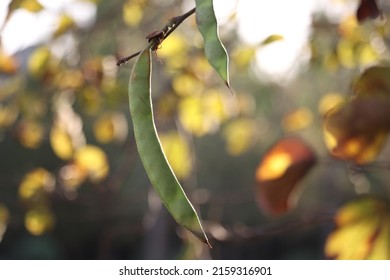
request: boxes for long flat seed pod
[128,48,209,246]
[195,0,231,91]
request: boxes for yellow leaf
[160,131,192,180]
[74,145,109,182]
[368,220,390,260]
[172,73,203,97]
[8,0,43,13]
[25,206,55,236]
[282,108,313,132]
[232,47,256,69]
[17,119,45,149]
[260,34,284,46]
[123,2,143,27]
[337,39,356,69]
[19,168,55,201]
[325,197,390,260]
[178,91,229,137]
[93,112,128,143]
[357,44,378,66]
[222,118,257,156]
[50,125,74,160]
[53,69,85,90]
[178,97,205,136]
[326,217,380,259]
[158,34,187,59]
[27,47,51,79]
[318,92,345,116]
[338,15,361,40]
[54,14,76,38]
[336,196,387,226]
[203,89,229,122]
[0,103,19,128]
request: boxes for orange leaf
[323,66,390,164]
[323,97,390,164]
[0,51,19,74]
[255,137,316,216]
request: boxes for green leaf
[128,48,210,246]
[195,0,231,91]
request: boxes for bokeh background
[1,0,390,259]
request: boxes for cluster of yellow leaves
[326,196,390,259]
[338,15,381,68]
[51,124,110,190]
[18,143,110,235]
[2,7,122,240]
[18,168,55,236]
[310,14,382,72]
[178,89,230,137]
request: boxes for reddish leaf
[323,66,390,164]
[324,97,390,163]
[255,137,316,216]
[356,0,381,22]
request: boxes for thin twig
[116,7,196,66]
[116,51,141,66]
[163,7,196,40]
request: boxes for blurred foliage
[325,196,390,259]
[255,137,316,216]
[0,0,390,259]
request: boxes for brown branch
[116,51,141,66]
[116,7,196,66]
